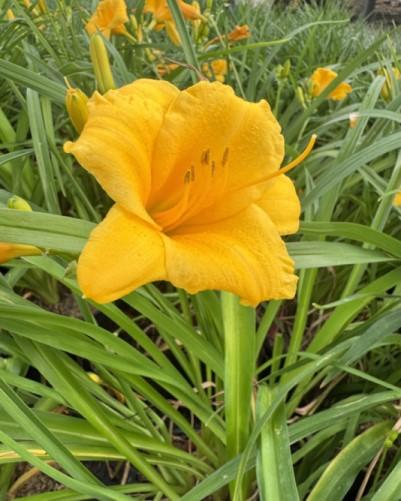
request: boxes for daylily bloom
[310,67,352,101]
[202,59,228,82]
[227,24,250,42]
[144,0,200,45]
[86,0,128,39]
[0,243,41,264]
[64,80,303,306]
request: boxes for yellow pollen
[276,134,317,177]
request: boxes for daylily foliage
[64,80,300,306]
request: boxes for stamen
[184,170,191,184]
[276,134,317,177]
[222,147,229,166]
[190,165,195,182]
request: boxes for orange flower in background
[310,67,352,101]
[0,243,41,264]
[227,24,250,42]
[144,0,200,45]
[65,80,302,306]
[202,59,228,82]
[86,0,128,39]
[156,62,179,77]
[145,0,200,23]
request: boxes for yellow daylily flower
[202,59,228,82]
[144,0,200,45]
[86,0,128,39]
[379,67,401,100]
[145,0,200,22]
[227,24,250,42]
[64,80,302,306]
[310,67,352,101]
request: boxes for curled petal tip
[63,141,74,153]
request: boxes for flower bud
[282,59,291,78]
[7,195,32,212]
[296,86,306,109]
[89,33,116,94]
[65,86,89,133]
[38,0,48,14]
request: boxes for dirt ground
[374,0,401,20]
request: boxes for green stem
[222,292,255,500]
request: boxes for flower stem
[222,292,255,500]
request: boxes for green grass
[1,0,401,499]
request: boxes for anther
[211,160,216,176]
[222,147,229,166]
[184,170,191,184]
[190,165,195,182]
[201,149,210,165]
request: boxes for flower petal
[257,175,300,235]
[78,204,166,303]
[163,204,297,306]
[65,79,179,222]
[149,81,284,227]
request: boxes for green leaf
[257,385,299,501]
[0,59,66,103]
[370,457,401,501]
[307,422,391,501]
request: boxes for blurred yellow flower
[310,67,352,101]
[144,0,200,45]
[145,0,200,22]
[6,9,16,20]
[393,190,401,207]
[202,59,228,82]
[379,67,401,100]
[86,0,128,39]
[227,24,250,41]
[64,80,302,306]
[156,62,179,77]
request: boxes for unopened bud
[296,86,306,109]
[89,33,116,94]
[38,0,48,14]
[282,59,291,78]
[7,195,32,212]
[65,86,89,133]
